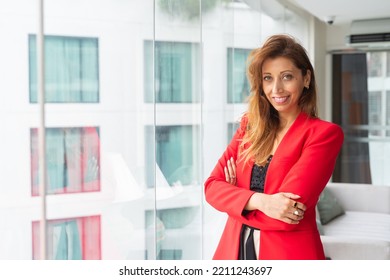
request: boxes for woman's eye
[282,74,293,80]
[263,76,271,81]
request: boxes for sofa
[318,182,390,260]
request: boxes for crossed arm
[205,121,344,231]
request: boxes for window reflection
[145,125,199,187]
[227,48,251,103]
[227,121,240,143]
[32,215,101,260]
[29,35,99,103]
[30,127,100,195]
[144,41,200,103]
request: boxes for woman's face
[261,56,311,118]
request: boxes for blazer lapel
[264,112,308,194]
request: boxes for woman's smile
[272,96,290,104]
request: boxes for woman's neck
[278,110,301,131]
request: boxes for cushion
[317,188,345,225]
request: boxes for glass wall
[332,51,390,185]
[0,0,310,260]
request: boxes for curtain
[227,48,251,103]
[46,128,68,191]
[29,35,99,103]
[144,41,199,103]
[32,216,101,260]
[81,215,101,260]
[52,220,82,260]
[332,53,372,183]
[31,127,100,195]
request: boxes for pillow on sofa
[317,188,345,225]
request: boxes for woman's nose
[272,78,283,94]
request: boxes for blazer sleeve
[204,116,256,220]
[239,122,344,231]
[278,123,344,208]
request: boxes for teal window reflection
[144,41,200,103]
[227,48,251,103]
[145,125,200,187]
[29,35,99,103]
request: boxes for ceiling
[283,0,390,25]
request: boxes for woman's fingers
[229,157,236,175]
[264,192,306,224]
[282,192,301,200]
[289,197,305,222]
[224,166,230,182]
[282,192,307,211]
[279,207,304,224]
[290,201,306,213]
[227,157,236,178]
[224,157,236,185]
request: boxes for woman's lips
[273,96,289,104]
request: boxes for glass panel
[154,0,202,260]
[368,91,381,136]
[332,53,371,183]
[387,51,390,77]
[333,52,390,185]
[201,0,235,260]
[368,51,383,77]
[29,35,99,103]
[387,91,390,137]
[367,52,390,185]
[40,0,155,260]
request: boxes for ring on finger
[293,202,298,208]
[294,210,299,216]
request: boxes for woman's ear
[304,69,311,88]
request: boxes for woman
[204,34,344,260]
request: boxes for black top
[238,155,273,260]
[249,155,273,193]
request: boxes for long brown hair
[240,34,318,165]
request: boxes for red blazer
[204,112,344,260]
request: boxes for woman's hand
[224,157,236,185]
[247,192,306,224]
